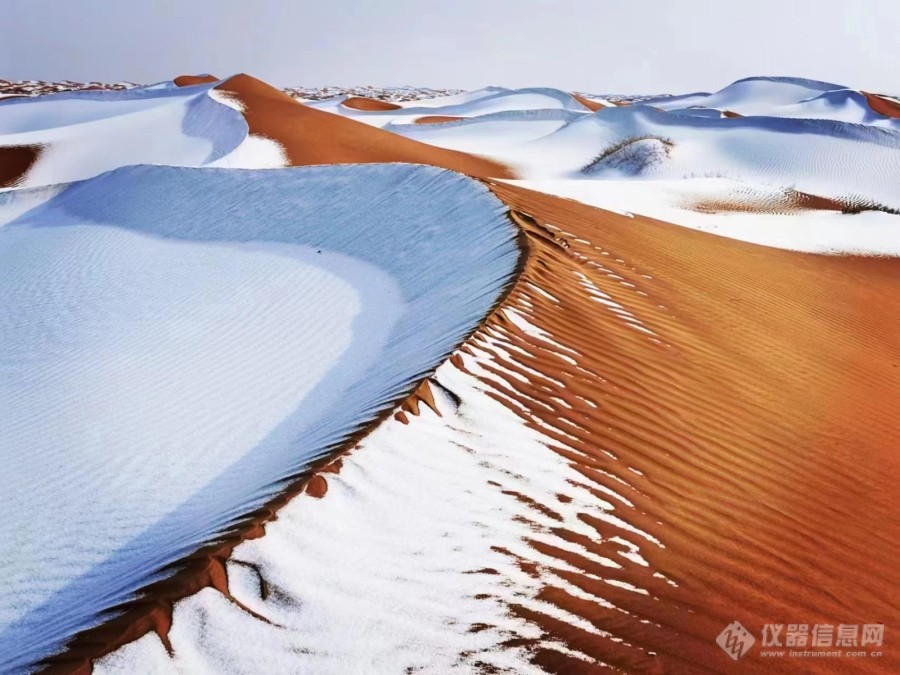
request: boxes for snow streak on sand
[0,163,520,672]
[101,178,900,674]
[512,178,900,255]
[97,363,584,675]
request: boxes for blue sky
[3,0,898,94]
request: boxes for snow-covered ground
[97,352,650,675]
[0,163,519,672]
[0,79,289,189]
[314,76,900,255]
[509,178,900,255]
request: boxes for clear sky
[3,0,898,95]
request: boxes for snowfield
[341,77,900,254]
[0,163,520,672]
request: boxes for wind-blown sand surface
[95,180,900,675]
[1,163,520,674]
[2,72,899,673]
[209,74,516,177]
[413,115,465,125]
[340,96,402,111]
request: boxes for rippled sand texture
[99,180,899,674]
[476,181,900,672]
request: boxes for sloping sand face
[478,181,900,671]
[571,93,607,111]
[213,74,516,178]
[0,144,41,187]
[0,164,520,673]
[864,92,900,119]
[93,180,900,675]
[340,96,402,111]
[413,115,465,125]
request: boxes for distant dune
[173,73,220,86]
[214,74,516,177]
[340,96,402,111]
[413,114,465,124]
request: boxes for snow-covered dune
[0,163,520,672]
[644,76,844,115]
[368,79,900,253]
[0,82,253,188]
[304,87,593,128]
[4,71,900,674]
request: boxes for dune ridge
[468,180,900,671]
[95,179,900,673]
[213,74,516,178]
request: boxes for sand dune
[97,178,900,674]
[571,93,607,111]
[4,72,899,674]
[864,92,900,118]
[173,74,220,86]
[413,114,465,124]
[340,96,402,111]
[214,74,516,177]
[1,163,520,673]
[480,182,899,671]
[0,79,251,187]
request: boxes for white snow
[365,79,900,254]
[510,178,900,255]
[97,356,658,674]
[0,163,520,672]
[304,87,593,128]
[0,82,250,188]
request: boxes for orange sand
[465,180,900,673]
[571,93,607,112]
[864,93,900,119]
[413,115,464,125]
[340,96,402,111]
[173,74,220,87]
[689,187,844,214]
[214,74,516,178]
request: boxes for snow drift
[0,163,520,672]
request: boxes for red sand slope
[173,74,220,87]
[864,92,900,119]
[213,74,515,178]
[340,96,402,111]
[470,180,900,673]
[571,93,607,111]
